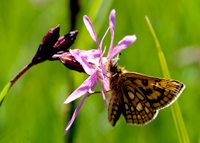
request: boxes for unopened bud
[54,52,85,73]
[53,30,79,53]
[31,26,78,65]
[32,25,60,64]
[42,25,60,45]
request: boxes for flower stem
[10,62,33,89]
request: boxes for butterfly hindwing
[122,79,158,125]
[108,90,123,126]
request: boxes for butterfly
[106,61,185,126]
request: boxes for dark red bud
[42,25,60,45]
[32,25,60,64]
[32,25,78,65]
[58,52,85,73]
[53,30,79,53]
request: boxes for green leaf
[0,82,11,106]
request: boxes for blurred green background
[0,0,200,142]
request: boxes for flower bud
[56,52,85,73]
[32,25,60,64]
[53,30,79,54]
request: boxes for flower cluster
[60,9,137,134]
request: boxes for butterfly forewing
[107,62,185,126]
[124,72,185,110]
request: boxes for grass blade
[145,16,190,143]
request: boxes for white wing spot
[136,102,143,111]
[130,106,134,111]
[163,97,169,102]
[136,92,144,100]
[145,102,150,107]
[144,106,150,113]
[125,103,129,110]
[128,91,135,100]
[127,114,132,119]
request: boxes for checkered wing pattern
[121,72,185,125]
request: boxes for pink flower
[63,9,137,135]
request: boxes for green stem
[0,62,33,106]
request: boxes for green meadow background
[0,0,199,142]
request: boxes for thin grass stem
[145,15,190,143]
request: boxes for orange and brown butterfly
[106,61,185,126]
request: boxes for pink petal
[108,9,116,57]
[97,79,109,108]
[99,27,110,51]
[109,9,116,30]
[107,35,137,60]
[97,81,105,100]
[70,49,94,75]
[102,78,109,91]
[64,81,98,135]
[98,28,110,77]
[100,56,106,78]
[79,49,100,59]
[64,94,87,135]
[108,29,114,57]
[83,15,99,46]
[98,22,112,77]
[64,71,97,104]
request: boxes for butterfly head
[106,61,122,74]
